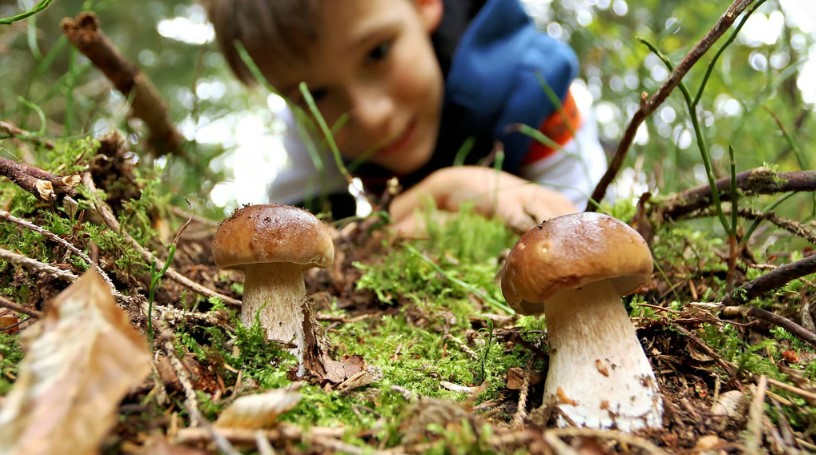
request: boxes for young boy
[207,0,607,233]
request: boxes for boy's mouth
[376,118,417,158]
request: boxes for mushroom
[212,204,334,375]
[500,212,662,431]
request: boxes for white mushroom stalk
[501,212,663,432]
[212,204,334,377]
[543,279,662,431]
[242,262,307,368]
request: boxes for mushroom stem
[243,262,306,374]
[543,279,662,431]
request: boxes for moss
[277,206,531,435]
[699,322,785,380]
[652,226,727,277]
[44,137,100,174]
[0,332,23,395]
[355,203,513,309]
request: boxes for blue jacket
[356,0,579,193]
[445,0,579,171]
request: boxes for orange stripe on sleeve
[523,90,582,165]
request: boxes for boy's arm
[389,166,577,236]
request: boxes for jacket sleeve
[443,0,579,173]
[493,31,579,172]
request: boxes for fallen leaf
[215,389,302,429]
[440,381,480,394]
[302,304,364,384]
[0,315,20,334]
[781,350,799,364]
[139,436,209,455]
[710,389,746,418]
[0,269,151,455]
[505,367,542,390]
[336,365,384,394]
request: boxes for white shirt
[267,82,606,209]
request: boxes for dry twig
[588,0,757,208]
[0,245,221,325]
[745,376,768,453]
[653,168,816,222]
[544,428,668,454]
[0,246,80,282]
[721,305,816,348]
[671,324,737,376]
[0,120,55,149]
[512,361,531,429]
[156,320,240,455]
[174,425,346,446]
[0,157,79,201]
[766,377,816,405]
[690,206,816,245]
[61,12,184,156]
[0,209,116,291]
[722,252,816,307]
[0,294,42,318]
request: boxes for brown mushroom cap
[212,204,334,270]
[501,212,653,314]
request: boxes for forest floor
[1,134,815,454]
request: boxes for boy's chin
[378,144,435,175]
[379,154,432,176]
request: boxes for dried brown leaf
[139,436,209,455]
[214,389,302,429]
[0,270,151,455]
[303,304,365,384]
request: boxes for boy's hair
[205,0,324,86]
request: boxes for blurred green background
[0,0,813,224]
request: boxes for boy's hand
[389,166,578,236]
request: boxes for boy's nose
[348,88,394,138]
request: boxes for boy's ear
[416,0,443,32]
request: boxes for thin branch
[654,168,816,222]
[544,428,668,454]
[0,295,42,318]
[0,245,140,305]
[0,157,79,201]
[174,425,346,446]
[688,206,816,245]
[721,306,816,348]
[82,173,242,307]
[0,120,55,149]
[156,322,241,455]
[0,247,80,282]
[766,377,816,405]
[587,0,756,210]
[170,205,219,228]
[745,376,768,453]
[0,209,117,291]
[0,245,224,326]
[722,252,816,306]
[61,12,184,156]
[512,361,531,429]
[672,324,737,376]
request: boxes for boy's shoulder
[443,0,580,170]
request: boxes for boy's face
[268,0,444,174]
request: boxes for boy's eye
[366,40,392,63]
[309,87,328,103]
[297,87,328,105]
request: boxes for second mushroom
[500,212,662,432]
[212,204,334,375]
